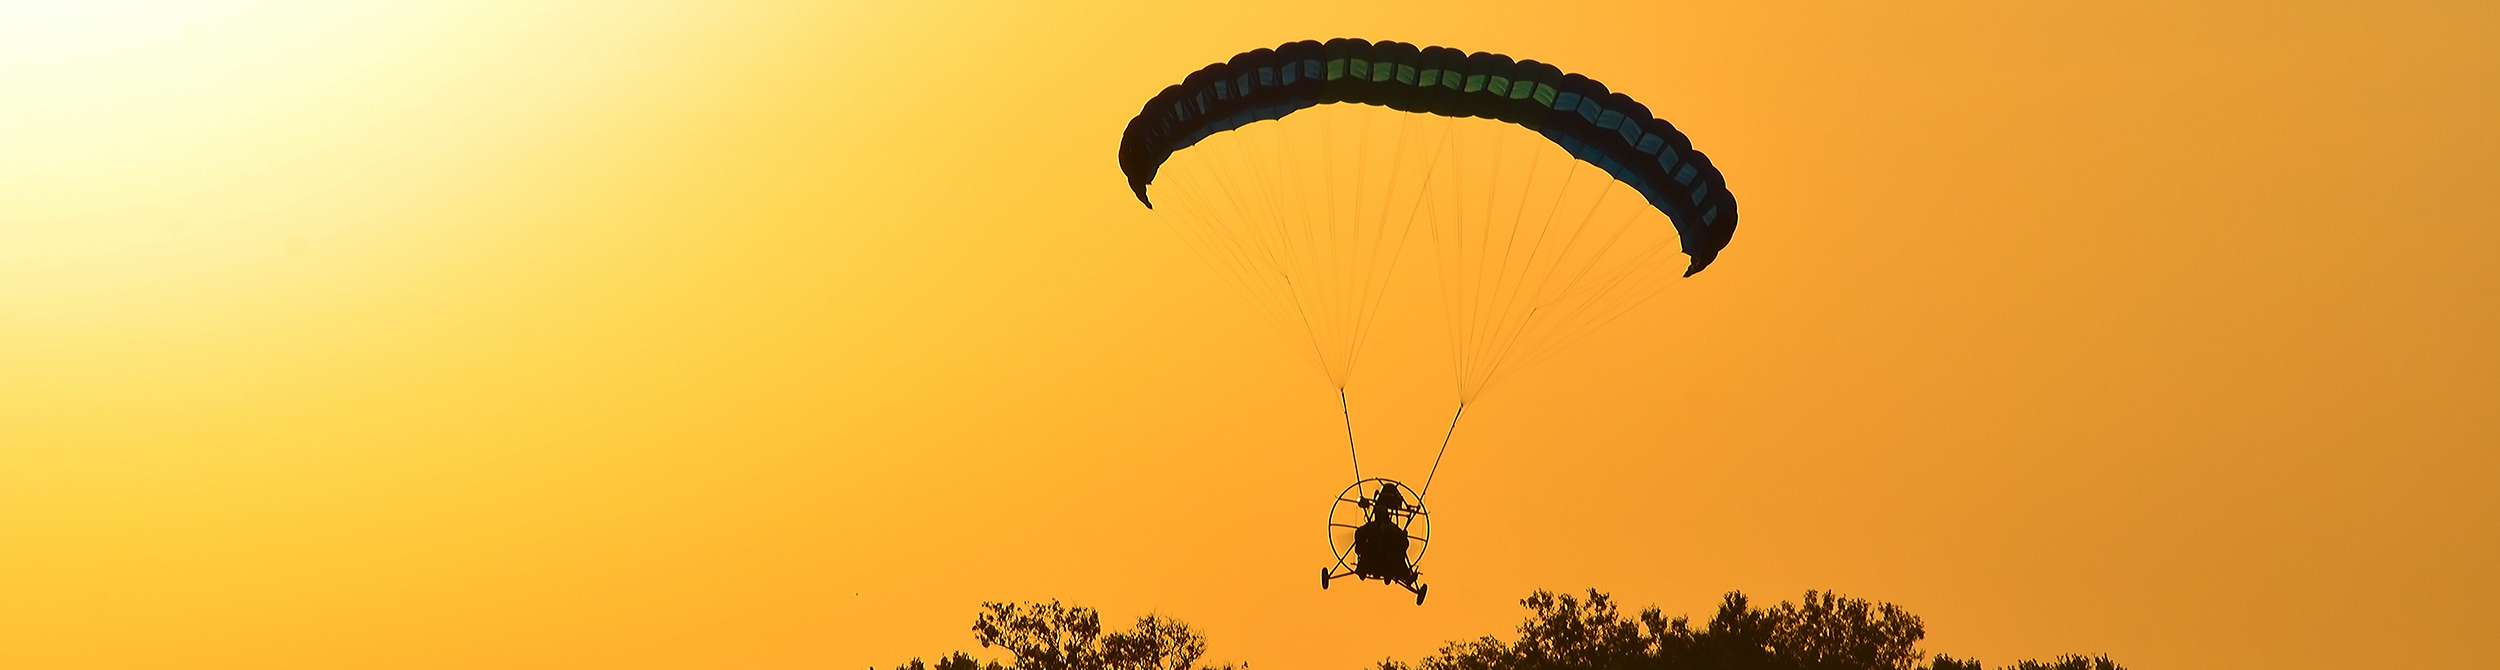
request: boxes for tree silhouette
[883,590,2116,670]
[890,651,1004,670]
[2000,656,2122,670]
[1764,590,1926,670]
[884,600,1237,670]
[1096,613,1215,670]
[1376,589,2121,670]
[971,600,1106,670]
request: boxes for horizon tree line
[883,589,2123,670]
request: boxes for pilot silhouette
[1353,483,1412,581]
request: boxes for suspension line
[1420,403,1466,496]
[1341,389,1361,481]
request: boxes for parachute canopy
[1118,38,1738,276]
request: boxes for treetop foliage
[1376,589,2121,670]
[882,590,2120,670]
[886,599,1237,670]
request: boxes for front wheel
[1320,567,1332,589]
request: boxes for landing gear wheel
[1414,583,1429,605]
[1320,568,1332,589]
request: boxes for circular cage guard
[1326,477,1430,575]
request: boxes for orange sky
[3,2,2494,668]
